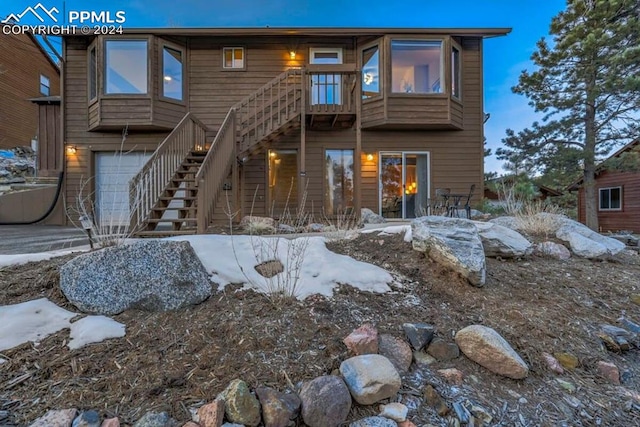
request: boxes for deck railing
[236,68,304,153]
[195,109,237,233]
[129,112,207,231]
[306,64,358,114]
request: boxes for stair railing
[195,109,237,233]
[129,112,207,232]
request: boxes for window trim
[451,39,462,101]
[159,41,186,104]
[222,46,246,71]
[87,40,98,104]
[102,36,152,97]
[360,40,383,102]
[598,186,622,211]
[387,36,446,97]
[39,74,50,96]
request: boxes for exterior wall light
[366,153,374,161]
[289,50,296,59]
[66,145,77,155]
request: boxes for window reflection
[362,46,380,99]
[391,40,442,94]
[325,150,354,215]
[163,47,183,100]
[105,40,148,94]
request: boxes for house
[0,25,60,150]
[484,175,563,202]
[60,27,510,234]
[567,138,640,233]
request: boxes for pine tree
[500,0,640,230]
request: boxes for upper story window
[105,40,148,94]
[451,45,461,99]
[40,75,50,96]
[362,46,380,99]
[88,46,97,101]
[391,40,443,94]
[162,46,183,100]
[599,187,622,211]
[223,47,245,69]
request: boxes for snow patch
[0,248,88,268]
[169,235,393,299]
[68,316,126,350]
[360,225,413,242]
[0,298,125,352]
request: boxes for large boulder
[299,376,351,427]
[411,216,486,287]
[473,221,532,258]
[534,241,571,260]
[455,325,529,379]
[488,216,521,231]
[361,208,386,225]
[556,220,626,258]
[340,354,401,405]
[60,240,212,315]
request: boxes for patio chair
[448,184,475,218]
[433,188,451,216]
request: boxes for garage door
[95,152,151,227]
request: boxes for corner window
[105,40,148,94]
[391,40,443,94]
[89,46,97,100]
[362,46,380,99]
[40,75,50,96]
[223,47,245,69]
[451,45,461,99]
[325,149,354,215]
[599,187,622,211]
[162,46,183,100]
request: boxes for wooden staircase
[130,69,305,236]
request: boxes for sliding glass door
[379,152,430,219]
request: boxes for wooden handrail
[129,112,207,232]
[195,109,236,233]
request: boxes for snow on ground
[170,235,394,299]
[0,248,88,268]
[68,315,126,350]
[0,298,125,352]
[361,224,413,242]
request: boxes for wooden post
[299,68,307,212]
[231,110,240,223]
[354,70,362,218]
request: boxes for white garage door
[95,152,151,227]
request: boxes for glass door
[309,48,343,105]
[268,149,298,217]
[379,152,430,219]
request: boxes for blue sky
[1,0,567,173]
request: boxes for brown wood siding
[577,171,640,233]
[0,30,60,149]
[189,37,355,132]
[63,36,170,224]
[385,96,452,127]
[451,99,463,129]
[361,97,385,125]
[98,97,153,126]
[36,103,61,176]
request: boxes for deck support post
[354,69,362,218]
[299,68,307,212]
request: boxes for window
[599,187,622,211]
[162,46,183,100]
[105,40,148,94]
[325,150,354,215]
[451,45,461,99]
[88,46,97,100]
[391,40,443,94]
[223,47,245,69]
[40,75,50,96]
[362,46,380,99]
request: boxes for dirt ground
[1,232,640,426]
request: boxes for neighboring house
[567,138,640,233]
[484,175,563,202]
[60,27,510,234]
[0,25,60,150]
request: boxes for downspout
[0,171,64,225]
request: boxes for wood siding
[0,29,60,149]
[36,102,61,176]
[577,171,640,233]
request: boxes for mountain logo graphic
[2,3,59,24]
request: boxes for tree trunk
[584,84,599,231]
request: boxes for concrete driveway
[0,225,89,254]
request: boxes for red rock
[398,420,417,427]
[542,352,564,374]
[378,334,413,373]
[597,361,620,385]
[182,423,200,427]
[437,368,464,385]
[101,418,121,427]
[343,323,378,355]
[197,398,225,427]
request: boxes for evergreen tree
[500,0,640,230]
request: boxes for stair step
[146,218,198,223]
[152,206,197,212]
[185,155,206,160]
[171,178,196,183]
[159,196,197,201]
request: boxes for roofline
[566,137,640,191]
[60,26,511,37]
